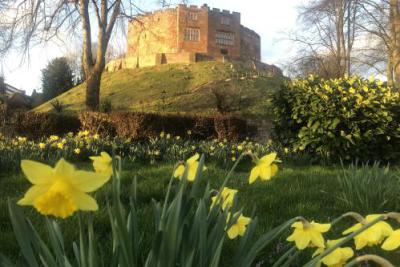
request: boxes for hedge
[6,111,255,141]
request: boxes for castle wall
[177,5,209,53]
[240,26,261,61]
[207,9,241,60]
[127,9,178,67]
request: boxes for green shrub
[273,75,400,162]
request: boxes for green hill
[35,61,284,118]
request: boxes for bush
[79,112,115,136]
[214,115,254,141]
[10,111,253,141]
[14,112,81,139]
[79,112,250,140]
[273,76,400,162]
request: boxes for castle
[106,4,278,73]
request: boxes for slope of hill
[35,61,285,118]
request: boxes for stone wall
[207,8,241,60]
[177,5,209,54]
[240,26,261,61]
[127,8,178,67]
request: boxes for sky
[2,0,303,95]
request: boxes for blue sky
[2,1,303,95]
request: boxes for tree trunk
[390,0,400,86]
[387,49,395,87]
[86,67,102,111]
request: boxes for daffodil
[313,239,354,267]
[227,214,251,239]
[211,187,238,210]
[287,221,331,249]
[39,143,46,149]
[249,152,278,184]
[382,229,400,251]
[57,143,64,149]
[74,148,81,155]
[49,135,59,141]
[18,159,111,218]
[342,214,393,250]
[90,152,113,176]
[173,153,205,182]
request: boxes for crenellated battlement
[177,3,240,16]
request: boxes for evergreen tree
[41,57,74,101]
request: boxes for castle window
[216,31,235,46]
[221,17,231,25]
[184,28,200,42]
[188,12,198,21]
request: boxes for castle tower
[124,4,261,68]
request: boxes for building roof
[3,83,25,96]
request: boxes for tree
[356,0,400,86]
[289,0,360,78]
[41,57,74,101]
[0,1,152,110]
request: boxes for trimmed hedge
[13,112,81,139]
[9,111,255,141]
[272,75,400,162]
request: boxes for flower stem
[343,254,394,267]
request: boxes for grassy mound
[35,61,285,118]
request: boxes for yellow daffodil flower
[74,148,81,155]
[342,214,393,250]
[93,134,99,139]
[382,229,400,251]
[249,152,278,184]
[173,153,205,182]
[49,135,59,141]
[57,143,64,149]
[227,214,251,239]
[211,187,238,210]
[38,143,46,149]
[313,239,354,267]
[90,152,113,176]
[18,159,111,218]
[287,221,331,249]
[237,145,243,151]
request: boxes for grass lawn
[34,61,284,118]
[1,160,400,265]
